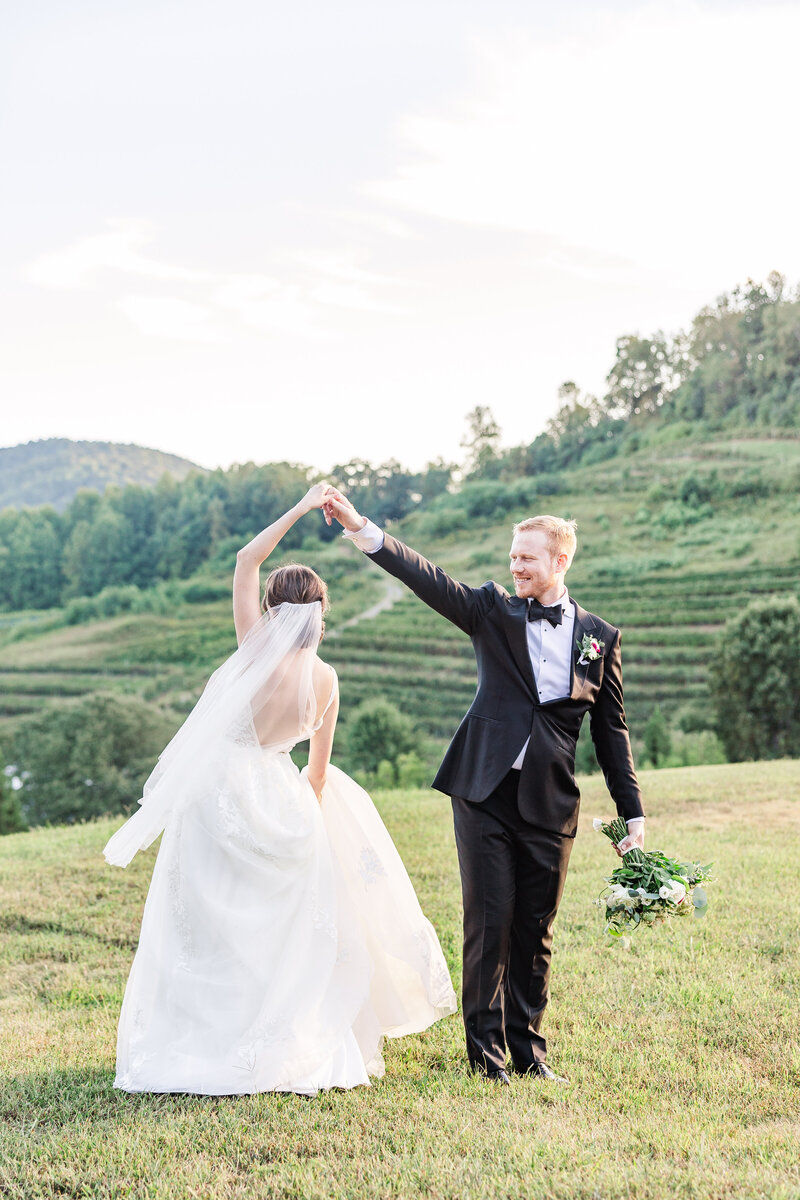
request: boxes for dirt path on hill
[328,578,405,637]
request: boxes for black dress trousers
[451,768,574,1074]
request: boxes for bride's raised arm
[232,482,335,644]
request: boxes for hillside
[0,439,202,511]
[2,432,799,784]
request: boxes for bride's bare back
[251,654,337,750]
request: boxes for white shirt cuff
[626,816,645,825]
[342,517,384,554]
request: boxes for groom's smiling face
[509,529,563,600]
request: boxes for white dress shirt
[343,517,643,826]
[510,589,573,769]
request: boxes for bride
[103,483,457,1096]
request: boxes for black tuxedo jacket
[370,534,644,837]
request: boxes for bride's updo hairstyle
[262,564,330,639]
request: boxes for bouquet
[593,816,713,937]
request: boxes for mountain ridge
[0,438,203,511]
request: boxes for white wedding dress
[103,603,457,1095]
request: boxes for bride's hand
[322,490,365,532]
[298,482,337,515]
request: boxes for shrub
[414,508,468,538]
[575,727,600,775]
[728,471,769,500]
[12,694,177,826]
[63,584,175,626]
[342,699,417,778]
[180,579,231,604]
[374,760,396,789]
[667,729,727,768]
[396,750,428,788]
[679,471,718,507]
[643,706,672,767]
[711,597,800,761]
[0,753,27,835]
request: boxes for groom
[325,494,645,1085]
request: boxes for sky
[1,0,797,473]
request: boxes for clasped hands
[301,483,363,532]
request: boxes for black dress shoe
[524,1062,568,1083]
[486,1069,511,1086]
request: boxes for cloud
[211,275,317,336]
[116,296,223,343]
[364,2,800,280]
[27,220,211,290]
[27,220,399,340]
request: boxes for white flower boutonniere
[577,632,604,665]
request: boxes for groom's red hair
[512,516,577,566]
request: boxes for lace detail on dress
[358,846,387,888]
[413,925,455,1005]
[310,887,337,940]
[167,825,193,971]
[230,710,256,748]
[215,783,279,858]
[235,1016,294,1075]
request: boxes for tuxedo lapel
[571,601,599,700]
[503,598,537,698]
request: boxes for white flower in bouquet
[659,881,686,904]
[593,815,713,937]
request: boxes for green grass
[1,760,799,1199]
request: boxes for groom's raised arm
[332,506,493,637]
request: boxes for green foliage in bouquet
[594,816,713,937]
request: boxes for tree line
[0,458,459,612]
[473,270,800,479]
[2,271,796,612]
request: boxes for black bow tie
[527,599,563,627]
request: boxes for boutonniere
[577,632,604,665]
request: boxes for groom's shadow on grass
[0,911,138,951]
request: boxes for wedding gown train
[104,603,457,1095]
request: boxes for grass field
[1,760,799,1199]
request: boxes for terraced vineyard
[0,554,383,737]
[320,556,800,753]
[2,434,799,773]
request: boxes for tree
[396,750,428,789]
[460,406,501,477]
[5,508,63,610]
[543,383,614,467]
[342,699,417,778]
[0,752,27,835]
[12,694,177,826]
[331,459,420,527]
[605,333,677,418]
[416,459,455,505]
[710,597,800,761]
[61,519,95,597]
[643,706,672,767]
